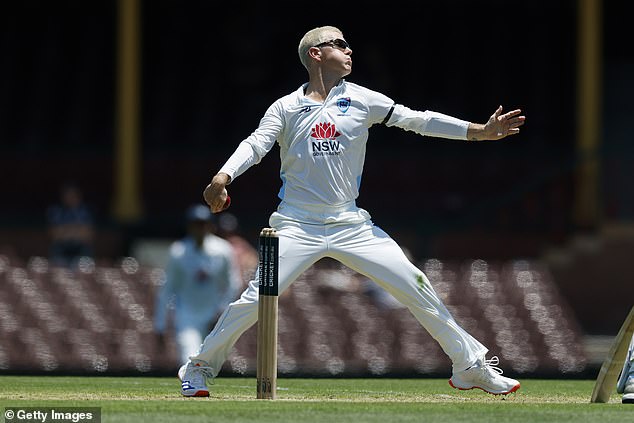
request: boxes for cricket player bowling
[178,25,525,398]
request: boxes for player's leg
[328,222,485,371]
[328,222,519,394]
[617,333,634,403]
[179,221,326,396]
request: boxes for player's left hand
[484,106,526,140]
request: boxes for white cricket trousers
[190,215,488,375]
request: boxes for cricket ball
[222,195,231,211]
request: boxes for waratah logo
[310,122,340,140]
[310,122,342,156]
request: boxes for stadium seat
[0,256,587,377]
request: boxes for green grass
[0,376,631,422]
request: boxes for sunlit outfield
[0,376,631,422]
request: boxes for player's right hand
[203,173,231,213]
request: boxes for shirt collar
[297,79,346,103]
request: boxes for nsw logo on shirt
[336,97,351,114]
[310,122,342,156]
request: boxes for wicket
[256,227,279,399]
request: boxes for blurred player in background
[617,334,634,403]
[153,204,242,364]
[46,182,95,267]
[217,212,259,287]
[179,25,525,397]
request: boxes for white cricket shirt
[220,80,469,224]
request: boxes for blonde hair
[298,26,343,70]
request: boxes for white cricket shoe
[449,356,520,395]
[178,360,214,397]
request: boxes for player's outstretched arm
[467,106,526,141]
[204,172,231,213]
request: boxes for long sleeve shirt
[219,80,469,224]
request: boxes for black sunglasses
[315,38,351,51]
